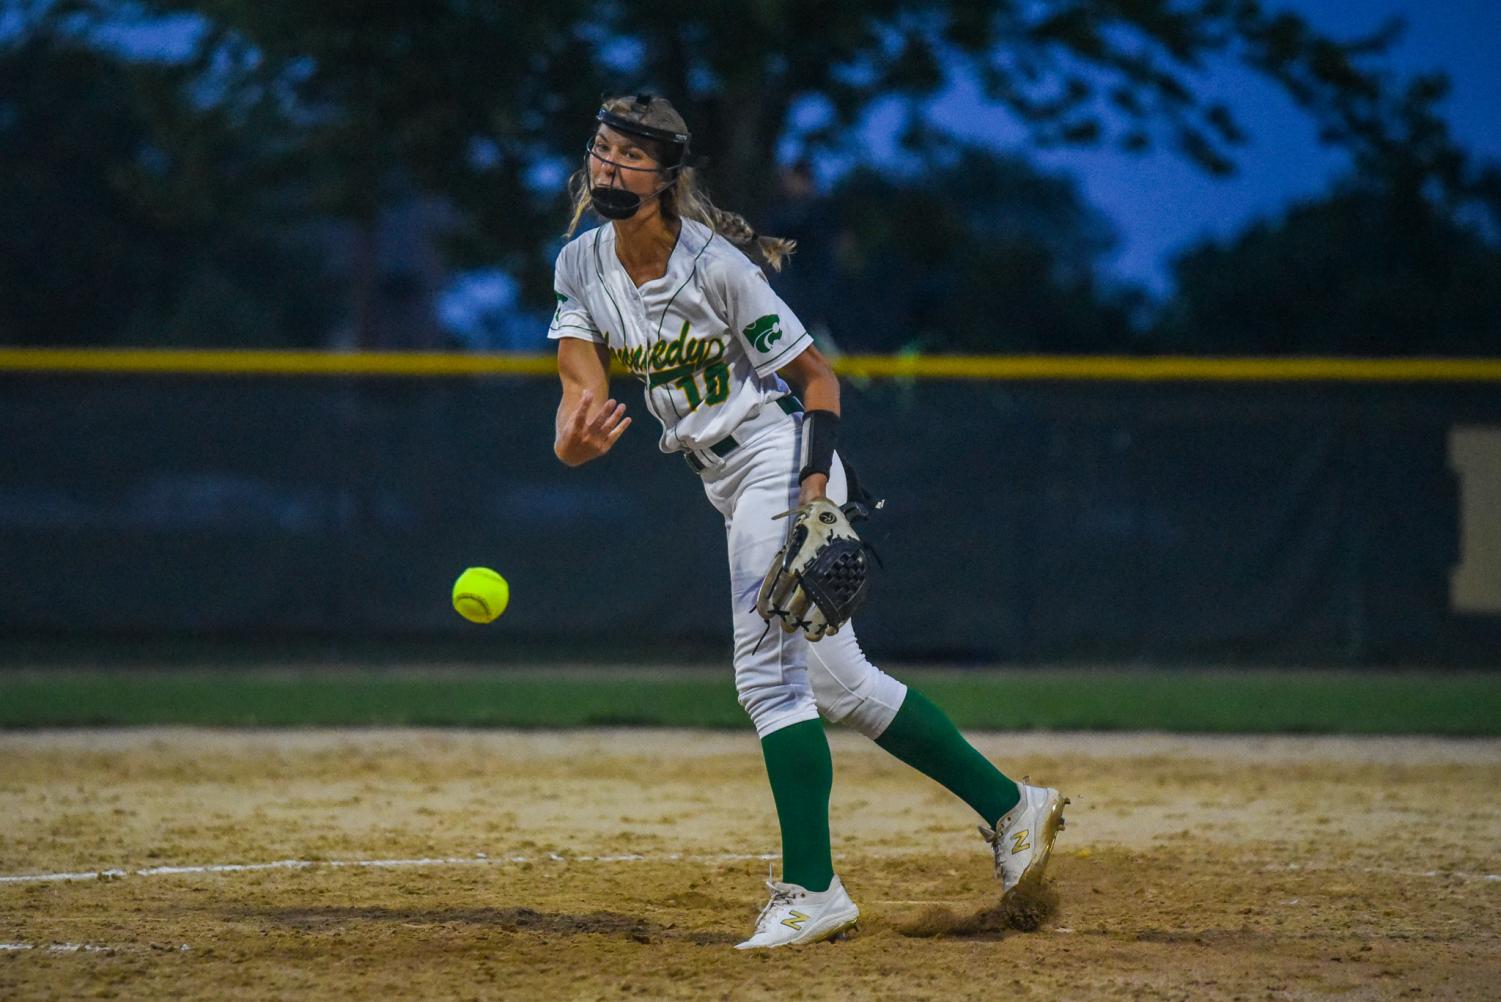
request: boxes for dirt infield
[2,729,1499,1000]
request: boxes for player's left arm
[777,345,840,504]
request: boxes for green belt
[684,395,802,473]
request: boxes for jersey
[548,218,812,453]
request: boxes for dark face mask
[586,135,683,221]
[589,184,652,220]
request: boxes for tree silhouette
[772,142,1140,353]
[1158,180,1501,355]
[9,1,1494,350]
[0,18,337,346]
[99,2,1485,288]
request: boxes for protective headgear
[587,93,691,220]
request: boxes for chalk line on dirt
[1,942,187,954]
[0,851,781,887]
[1259,861,1501,883]
[3,851,1497,889]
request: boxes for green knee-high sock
[759,719,834,892]
[875,688,1020,827]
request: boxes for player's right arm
[554,337,630,466]
[549,240,630,466]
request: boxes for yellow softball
[451,567,509,624]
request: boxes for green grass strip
[2,669,1498,735]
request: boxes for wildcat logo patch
[743,314,783,353]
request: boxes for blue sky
[900,0,1501,293]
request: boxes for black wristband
[798,410,839,483]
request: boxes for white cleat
[734,874,860,949]
[978,779,1069,900]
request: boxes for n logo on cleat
[781,910,811,930]
[1010,830,1032,854]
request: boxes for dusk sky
[903,0,1501,293]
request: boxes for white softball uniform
[550,219,907,738]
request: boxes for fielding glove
[755,498,871,642]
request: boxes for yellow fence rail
[3,348,1501,382]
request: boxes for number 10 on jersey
[661,362,731,411]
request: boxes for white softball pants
[699,413,908,739]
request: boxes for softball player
[550,94,1066,948]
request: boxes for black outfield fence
[2,352,1499,664]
